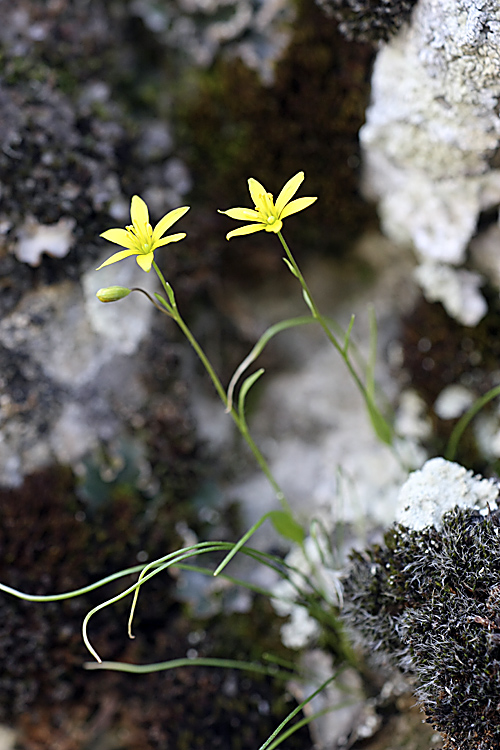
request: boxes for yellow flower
[218,171,317,240]
[97,195,190,272]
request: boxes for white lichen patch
[474,409,500,460]
[469,224,500,290]
[14,216,76,266]
[361,0,500,323]
[271,534,343,649]
[131,0,294,83]
[394,389,432,442]
[433,384,475,419]
[279,605,321,650]
[396,457,499,530]
[414,262,487,326]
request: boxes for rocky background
[0,0,376,747]
[2,0,500,748]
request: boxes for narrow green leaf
[265,705,352,750]
[238,369,265,420]
[302,288,315,314]
[213,514,270,576]
[268,510,305,544]
[282,257,299,277]
[342,314,355,354]
[367,307,378,400]
[165,282,176,307]
[446,383,500,461]
[258,672,342,750]
[226,317,315,412]
[154,293,172,312]
[85,656,294,680]
[366,398,392,446]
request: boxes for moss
[398,291,500,470]
[176,0,376,253]
[319,0,419,43]
[0,465,312,748]
[343,507,500,749]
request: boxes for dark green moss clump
[177,0,376,253]
[397,293,500,469]
[317,0,419,42]
[343,507,500,749]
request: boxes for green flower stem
[258,671,342,750]
[152,262,289,512]
[278,233,363,388]
[130,287,174,316]
[277,233,392,445]
[85,656,295,679]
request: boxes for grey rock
[130,0,296,83]
[360,0,500,323]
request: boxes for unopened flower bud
[96,286,131,303]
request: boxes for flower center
[127,221,154,254]
[255,192,279,226]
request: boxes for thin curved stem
[0,563,165,603]
[152,261,289,511]
[277,232,392,445]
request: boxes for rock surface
[360,0,500,325]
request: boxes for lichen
[359,0,500,322]
[130,0,296,85]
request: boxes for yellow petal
[219,208,261,221]
[154,232,186,248]
[226,223,265,240]
[275,172,304,216]
[152,206,190,243]
[136,252,154,272]
[100,228,134,248]
[96,248,138,270]
[279,196,317,220]
[130,195,149,227]
[248,178,269,212]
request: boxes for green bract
[96,286,131,302]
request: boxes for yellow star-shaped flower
[97,195,190,272]
[218,171,317,240]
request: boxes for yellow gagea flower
[97,195,190,272]
[219,171,317,240]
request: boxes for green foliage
[446,383,500,461]
[267,511,305,545]
[2,163,394,744]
